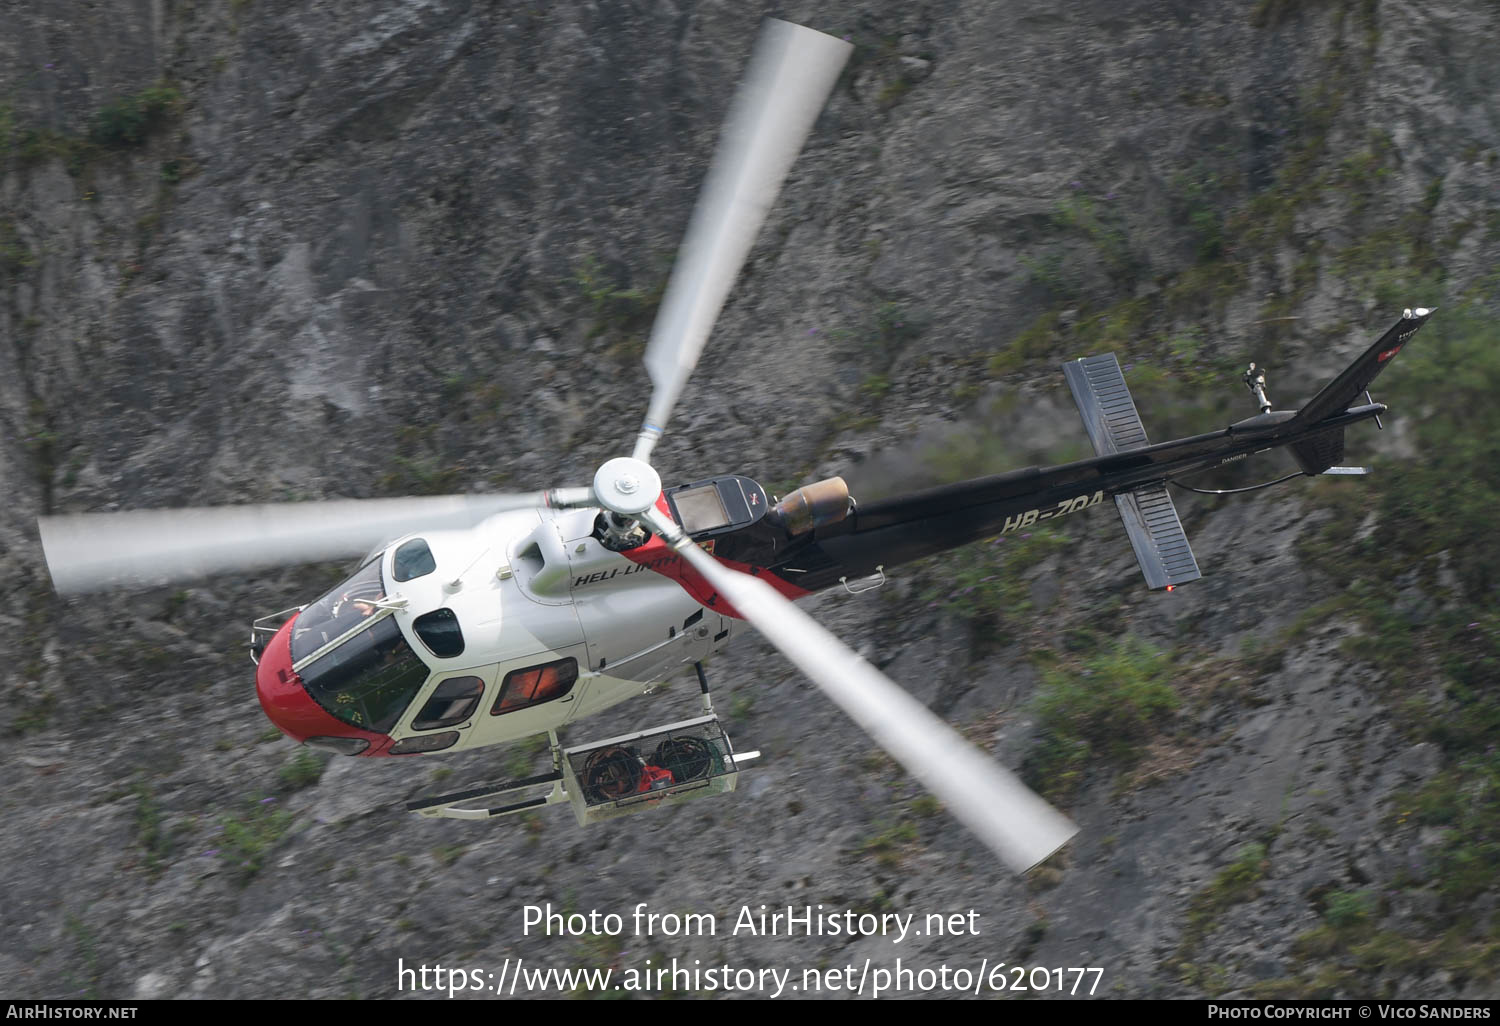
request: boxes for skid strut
[695,661,715,716]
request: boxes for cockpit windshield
[290,559,430,734]
[299,617,429,733]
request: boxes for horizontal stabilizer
[1063,353,1151,455]
[1063,353,1202,590]
[1116,485,1203,590]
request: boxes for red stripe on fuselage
[620,496,810,617]
[254,612,393,755]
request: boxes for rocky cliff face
[2,0,1497,1000]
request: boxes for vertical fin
[1289,308,1433,428]
[1289,427,1346,476]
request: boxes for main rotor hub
[593,457,662,516]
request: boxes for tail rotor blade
[38,489,591,594]
[632,20,852,462]
[641,509,1078,873]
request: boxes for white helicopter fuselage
[254,505,738,757]
[396,507,738,747]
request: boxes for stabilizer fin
[1063,353,1151,456]
[1114,484,1203,590]
[1289,427,1346,476]
[1064,353,1203,590]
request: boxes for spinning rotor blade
[632,20,852,463]
[39,489,591,594]
[640,510,1078,874]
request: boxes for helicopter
[34,20,1430,876]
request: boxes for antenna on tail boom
[1243,363,1272,414]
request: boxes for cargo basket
[561,715,742,825]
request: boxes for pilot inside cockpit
[292,559,388,658]
[334,579,386,619]
[288,557,431,734]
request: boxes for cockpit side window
[492,658,578,715]
[393,538,437,582]
[413,608,464,658]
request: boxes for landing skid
[407,729,570,821]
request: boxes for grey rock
[2,0,1497,1002]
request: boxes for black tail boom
[709,310,1432,594]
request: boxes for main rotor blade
[39,489,591,594]
[632,20,851,463]
[641,510,1078,874]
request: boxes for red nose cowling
[254,613,392,756]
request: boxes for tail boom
[681,310,1429,595]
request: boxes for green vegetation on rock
[1026,635,1179,801]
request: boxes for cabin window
[672,483,732,533]
[392,538,437,582]
[413,676,485,731]
[492,658,579,715]
[413,607,464,658]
